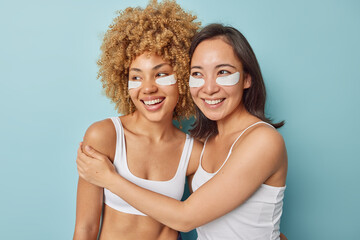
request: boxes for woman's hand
[76,143,116,189]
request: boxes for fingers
[76,154,86,174]
[76,142,96,182]
[77,145,95,163]
[77,145,83,158]
[76,155,92,182]
[76,144,92,175]
[83,145,108,161]
[77,164,84,178]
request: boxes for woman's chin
[202,112,224,122]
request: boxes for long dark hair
[189,23,284,139]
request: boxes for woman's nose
[202,76,220,95]
[142,79,158,94]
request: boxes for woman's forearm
[77,136,286,233]
[107,173,194,232]
[73,227,99,240]
[73,178,102,240]
[77,145,197,231]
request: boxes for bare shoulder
[83,118,116,159]
[192,138,204,154]
[245,124,285,152]
[187,138,203,176]
[191,138,204,164]
[84,118,115,142]
[224,124,287,186]
[232,124,287,169]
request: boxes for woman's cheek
[128,88,140,102]
[190,87,199,99]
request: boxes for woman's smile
[141,96,166,111]
[190,38,250,121]
[128,52,179,122]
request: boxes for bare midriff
[99,204,178,240]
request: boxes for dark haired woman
[77,23,287,239]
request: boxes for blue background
[1,0,359,239]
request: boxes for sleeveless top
[192,121,286,240]
[104,117,194,216]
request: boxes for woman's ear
[243,73,252,89]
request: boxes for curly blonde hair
[97,0,200,119]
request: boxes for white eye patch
[189,76,205,88]
[189,72,241,88]
[216,72,240,86]
[155,74,177,86]
[128,75,176,89]
[128,81,142,90]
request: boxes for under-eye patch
[155,74,177,86]
[189,76,205,88]
[128,81,142,89]
[216,72,240,86]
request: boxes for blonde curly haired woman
[73,1,201,239]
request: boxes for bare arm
[77,126,287,232]
[73,177,103,240]
[73,120,115,239]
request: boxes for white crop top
[104,117,194,216]
[192,121,286,240]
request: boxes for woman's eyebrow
[130,63,170,72]
[153,63,171,70]
[191,64,236,70]
[129,68,141,72]
[190,66,203,70]
[215,64,236,69]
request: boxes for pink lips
[141,96,165,111]
[202,98,225,109]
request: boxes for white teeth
[204,99,223,105]
[143,98,163,105]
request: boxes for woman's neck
[124,111,177,142]
[216,104,257,138]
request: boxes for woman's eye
[156,72,168,78]
[191,72,202,78]
[218,70,230,75]
[131,76,141,81]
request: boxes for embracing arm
[73,120,115,239]
[78,126,287,232]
